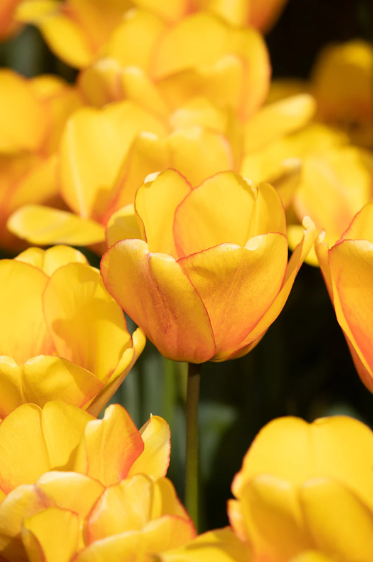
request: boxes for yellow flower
[0,0,23,40]
[315,201,373,394]
[0,401,189,561]
[160,416,373,561]
[100,169,316,363]
[0,245,144,417]
[0,70,82,251]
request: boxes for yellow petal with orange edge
[0,70,45,153]
[74,404,144,486]
[0,402,92,493]
[0,259,54,364]
[0,0,23,40]
[289,553,335,562]
[231,415,373,515]
[17,1,94,68]
[121,67,169,117]
[132,0,187,22]
[22,507,79,562]
[244,94,316,153]
[86,474,154,541]
[59,102,167,221]
[135,169,192,258]
[101,239,216,363]
[0,355,103,417]
[8,205,105,246]
[16,245,88,275]
[338,199,373,244]
[168,127,234,187]
[78,58,124,107]
[128,415,171,479]
[179,234,288,360]
[249,0,289,32]
[43,262,131,382]
[158,527,249,562]
[206,0,250,27]
[106,204,143,248]
[0,484,46,559]
[229,217,316,358]
[87,327,146,417]
[106,9,166,71]
[230,475,309,561]
[174,174,286,257]
[150,478,189,521]
[300,478,373,561]
[329,239,373,373]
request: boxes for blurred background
[1,0,373,533]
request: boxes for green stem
[185,362,201,530]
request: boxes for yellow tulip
[269,40,373,148]
[227,415,373,562]
[287,144,373,266]
[0,245,144,417]
[315,201,373,394]
[100,169,316,363]
[0,401,185,561]
[0,71,82,251]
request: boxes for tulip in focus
[0,245,145,417]
[0,401,195,561]
[101,169,316,363]
[0,70,82,251]
[316,201,373,394]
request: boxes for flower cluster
[0,0,373,561]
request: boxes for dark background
[1,0,373,533]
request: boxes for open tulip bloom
[101,169,316,364]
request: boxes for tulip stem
[185,362,201,531]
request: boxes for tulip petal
[22,507,79,562]
[135,169,192,258]
[43,262,131,382]
[340,200,373,243]
[101,239,216,363]
[87,328,146,417]
[0,402,91,493]
[0,485,46,559]
[300,478,373,561]
[0,260,54,364]
[106,9,166,71]
[174,173,286,257]
[244,94,316,153]
[168,127,234,187]
[16,245,88,276]
[74,404,144,486]
[0,70,45,153]
[229,217,316,358]
[231,415,373,514]
[179,234,288,360]
[106,204,143,248]
[158,527,249,562]
[229,475,310,560]
[17,1,93,68]
[59,102,166,221]
[249,0,289,32]
[328,239,373,374]
[128,415,171,479]
[0,355,103,417]
[132,0,186,22]
[8,205,106,246]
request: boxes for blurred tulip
[0,401,188,562]
[227,415,373,562]
[9,89,316,249]
[269,40,373,148]
[287,144,373,266]
[0,70,83,251]
[0,245,144,417]
[101,169,316,363]
[315,201,373,393]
